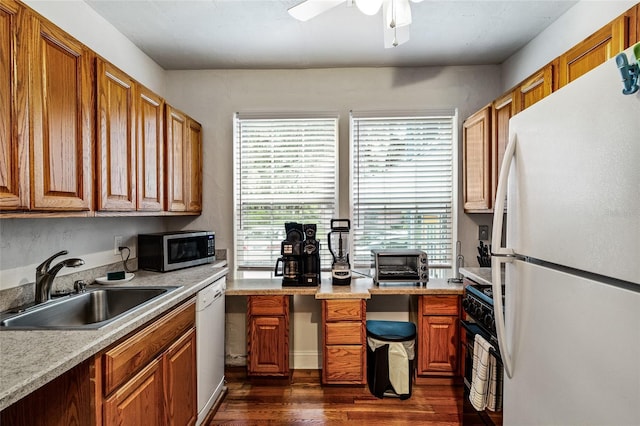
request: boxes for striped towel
[469,334,502,411]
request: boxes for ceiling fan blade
[383,24,410,48]
[288,0,346,22]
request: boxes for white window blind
[350,111,456,269]
[234,114,338,269]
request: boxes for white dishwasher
[196,276,226,425]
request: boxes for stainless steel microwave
[371,249,429,284]
[138,231,215,272]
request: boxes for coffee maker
[274,222,320,286]
[328,219,351,285]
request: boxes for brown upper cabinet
[0,0,28,211]
[29,13,94,211]
[1,3,93,213]
[165,105,202,213]
[491,91,514,203]
[462,105,492,212]
[137,86,165,212]
[557,13,630,88]
[96,59,137,211]
[633,4,639,44]
[513,64,553,114]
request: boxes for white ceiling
[84,0,578,70]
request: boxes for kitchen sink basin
[0,286,180,330]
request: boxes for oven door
[461,320,504,424]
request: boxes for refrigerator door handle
[491,133,517,379]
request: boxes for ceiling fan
[288,0,424,48]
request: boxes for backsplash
[0,249,227,312]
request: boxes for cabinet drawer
[325,322,363,345]
[421,295,459,316]
[103,299,195,395]
[324,299,363,322]
[324,345,364,383]
[248,295,288,316]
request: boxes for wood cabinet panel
[0,359,94,426]
[163,327,197,426]
[419,315,458,376]
[324,299,364,322]
[104,357,164,426]
[421,295,460,316]
[186,118,202,213]
[323,345,365,383]
[96,58,136,211]
[492,92,514,204]
[103,301,195,395]
[558,15,628,88]
[248,295,287,316]
[29,16,93,211]
[137,86,164,211]
[165,105,187,212]
[514,64,553,113]
[633,5,639,44]
[462,105,492,212]
[0,0,29,210]
[325,321,363,345]
[248,315,289,376]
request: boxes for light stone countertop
[460,267,506,287]
[0,263,229,411]
[227,273,463,299]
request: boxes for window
[234,114,338,269]
[350,110,457,270]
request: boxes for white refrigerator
[491,45,640,425]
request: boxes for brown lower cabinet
[322,299,366,385]
[1,299,197,426]
[247,295,290,377]
[417,295,460,378]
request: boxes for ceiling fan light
[356,0,383,16]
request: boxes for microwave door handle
[491,133,517,379]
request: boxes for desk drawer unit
[322,299,366,385]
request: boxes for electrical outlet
[114,235,123,255]
[478,225,489,241]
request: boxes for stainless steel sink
[0,286,180,330]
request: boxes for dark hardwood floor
[205,368,492,425]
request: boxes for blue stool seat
[366,320,416,341]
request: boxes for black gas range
[462,281,503,342]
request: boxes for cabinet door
[514,64,553,113]
[104,357,164,426]
[324,345,365,383]
[137,86,164,211]
[463,105,492,212]
[247,315,289,376]
[185,118,202,213]
[419,315,458,376]
[164,328,197,426]
[491,92,514,204]
[29,16,93,211]
[165,105,187,212]
[0,0,28,210]
[557,15,628,88]
[96,59,136,211]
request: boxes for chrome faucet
[35,250,84,304]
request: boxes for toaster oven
[371,249,429,284]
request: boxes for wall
[164,65,502,366]
[501,0,637,91]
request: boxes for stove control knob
[484,313,494,328]
[462,296,471,311]
[474,303,483,318]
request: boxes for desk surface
[227,275,463,299]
